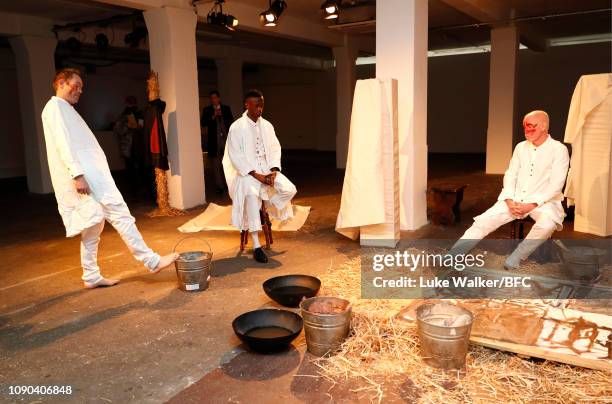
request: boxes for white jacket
[222,111,283,229]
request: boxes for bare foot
[83,277,120,289]
[151,253,180,274]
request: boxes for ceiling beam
[439,0,549,51]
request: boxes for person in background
[201,90,234,194]
[41,68,178,289]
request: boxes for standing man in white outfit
[450,110,570,270]
[223,89,297,263]
[41,68,178,289]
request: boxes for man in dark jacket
[201,90,234,193]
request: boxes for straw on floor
[308,257,611,403]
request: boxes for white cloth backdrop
[564,74,612,236]
[335,78,400,247]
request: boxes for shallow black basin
[232,309,303,353]
[263,275,321,307]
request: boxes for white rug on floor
[178,203,311,233]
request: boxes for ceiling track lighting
[321,0,340,20]
[207,0,239,31]
[260,0,287,27]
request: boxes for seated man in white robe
[41,68,178,289]
[222,89,297,263]
[450,110,570,270]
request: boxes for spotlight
[65,36,82,52]
[95,33,109,51]
[260,0,287,27]
[321,0,340,20]
[207,0,239,31]
[124,26,147,48]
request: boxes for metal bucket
[174,237,213,292]
[558,246,606,280]
[300,296,351,357]
[416,302,473,369]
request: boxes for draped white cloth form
[222,111,295,230]
[563,73,612,236]
[335,79,400,246]
[42,96,124,237]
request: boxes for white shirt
[498,135,570,206]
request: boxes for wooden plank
[470,336,611,372]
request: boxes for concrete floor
[0,152,603,403]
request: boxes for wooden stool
[510,217,532,239]
[240,202,273,251]
[428,184,467,225]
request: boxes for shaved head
[524,110,549,130]
[522,110,550,146]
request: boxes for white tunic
[480,135,570,227]
[42,96,125,237]
[222,111,294,230]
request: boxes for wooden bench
[428,183,467,225]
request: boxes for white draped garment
[42,96,124,237]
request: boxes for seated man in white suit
[223,89,297,263]
[450,110,570,270]
[41,68,178,289]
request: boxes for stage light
[260,0,287,27]
[66,36,82,52]
[321,0,339,20]
[124,26,147,48]
[95,33,109,51]
[206,0,239,31]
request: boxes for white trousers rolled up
[451,201,560,264]
[243,173,297,232]
[80,201,160,284]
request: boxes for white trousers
[80,201,160,284]
[451,202,559,265]
[244,174,297,232]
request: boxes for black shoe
[253,247,268,263]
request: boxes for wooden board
[399,300,612,371]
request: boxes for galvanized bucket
[416,302,473,369]
[300,296,351,357]
[558,246,606,281]
[174,237,213,292]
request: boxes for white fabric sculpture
[564,73,612,236]
[335,78,400,247]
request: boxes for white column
[376,0,428,230]
[333,36,358,169]
[486,26,519,174]
[144,6,204,209]
[215,58,243,118]
[9,35,56,194]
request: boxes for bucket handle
[173,236,212,255]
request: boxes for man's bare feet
[151,253,180,274]
[83,277,120,289]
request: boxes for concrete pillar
[215,58,243,118]
[486,26,519,174]
[376,0,428,230]
[144,6,204,209]
[333,36,358,169]
[9,35,56,194]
